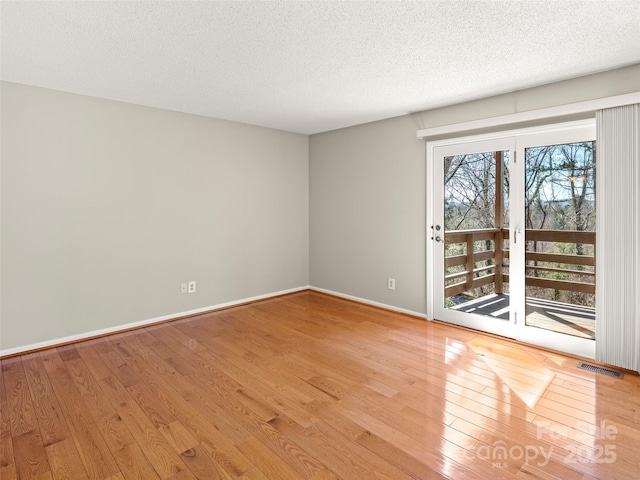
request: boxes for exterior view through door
[428,121,596,358]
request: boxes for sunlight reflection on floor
[468,336,556,408]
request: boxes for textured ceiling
[2,1,640,134]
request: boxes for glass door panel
[443,151,510,318]
[513,122,596,359]
[523,141,596,340]
[432,137,516,339]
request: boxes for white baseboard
[309,286,427,319]
[0,286,310,357]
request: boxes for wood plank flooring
[1,291,639,479]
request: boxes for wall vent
[577,362,623,378]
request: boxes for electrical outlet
[180,283,188,294]
[388,278,396,290]
[188,281,196,294]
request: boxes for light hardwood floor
[1,291,639,479]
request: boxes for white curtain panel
[595,103,640,373]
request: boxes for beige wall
[309,64,640,315]
[1,82,309,351]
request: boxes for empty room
[2,1,640,479]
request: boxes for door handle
[431,225,443,242]
[514,228,522,244]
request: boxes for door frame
[426,119,596,358]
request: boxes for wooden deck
[1,291,635,480]
[451,293,595,339]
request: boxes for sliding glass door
[428,120,596,358]
[515,126,596,357]
[432,137,516,338]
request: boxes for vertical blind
[595,103,640,373]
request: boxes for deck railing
[444,228,595,298]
